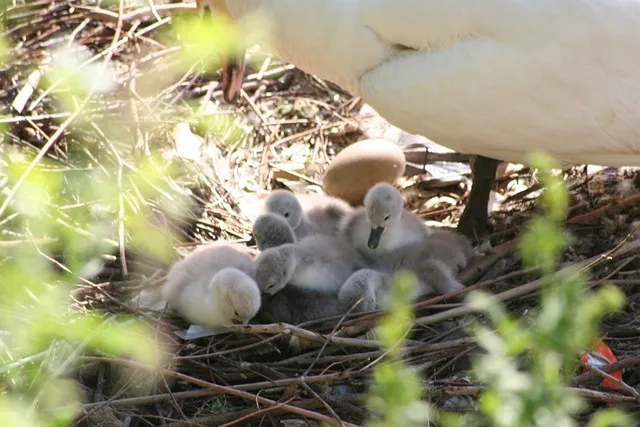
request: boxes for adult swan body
[198,0,640,237]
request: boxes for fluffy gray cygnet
[338,268,386,313]
[263,189,353,239]
[252,213,297,251]
[161,242,261,326]
[423,228,477,273]
[339,261,460,313]
[253,234,367,295]
[254,286,352,324]
[339,183,431,260]
[374,237,469,294]
[339,232,474,311]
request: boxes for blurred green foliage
[366,271,433,427]
[0,26,190,427]
[457,153,631,427]
[0,147,179,427]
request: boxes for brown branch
[567,191,640,224]
[578,362,640,402]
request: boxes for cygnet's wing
[372,238,456,274]
[130,287,166,311]
[292,235,368,292]
[418,231,472,272]
[415,258,465,295]
[427,228,476,260]
[373,241,464,296]
[255,286,349,324]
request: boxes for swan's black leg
[457,155,499,240]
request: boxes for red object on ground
[579,340,623,389]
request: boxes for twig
[224,323,385,349]
[80,356,359,426]
[158,395,365,427]
[578,362,640,402]
[573,355,640,386]
[568,191,640,224]
[219,395,298,427]
[415,238,640,327]
[420,384,640,405]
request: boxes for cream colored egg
[323,139,406,206]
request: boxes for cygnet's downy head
[252,213,296,251]
[213,268,261,324]
[253,247,296,295]
[264,190,304,229]
[363,183,404,249]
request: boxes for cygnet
[252,213,296,251]
[375,239,467,294]
[339,183,431,260]
[254,286,352,324]
[339,236,471,312]
[253,234,367,295]
[423,228,477,273]
[162,242,261,326]
[263,189,353,239]
[338,268,385,313]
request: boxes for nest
[2,1,640,426]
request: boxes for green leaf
[587,409,633,427]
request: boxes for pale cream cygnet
[252,213,296,251]
[253,234,367,295]
[339,182,431,259]
[263,189,353,239]
[162,242,261,326]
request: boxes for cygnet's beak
[368,226,385,249]
[220,55,246,104]
[231,318,243,325]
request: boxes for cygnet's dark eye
[384,215,390,221]
[284,212,290,218]
[234,310,240,317]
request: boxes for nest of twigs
[2,1,640,426]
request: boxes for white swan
[197,0,640,237]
